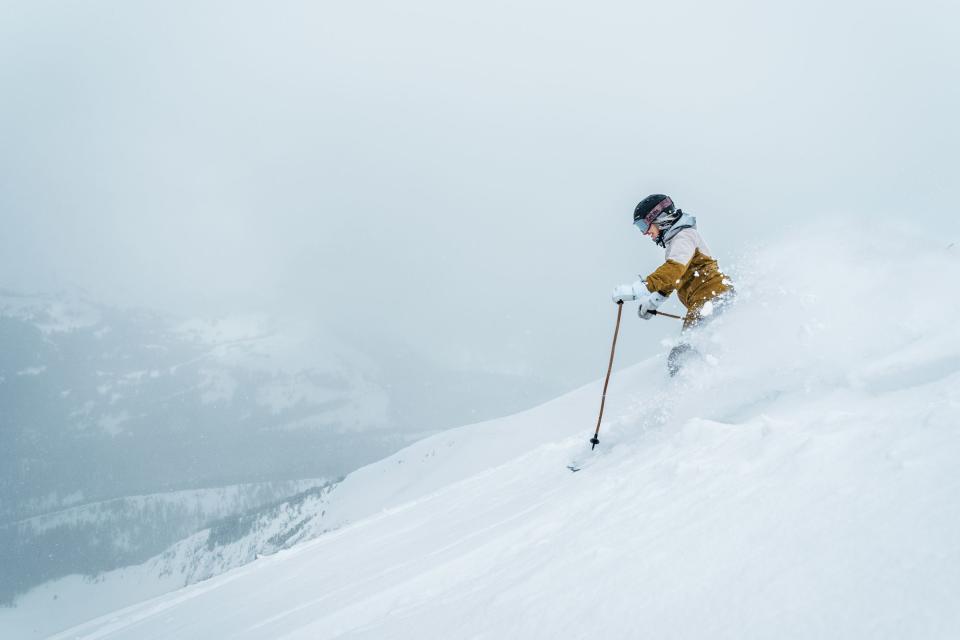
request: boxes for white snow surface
[19,226,960,639]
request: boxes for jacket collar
[657,211,697,247]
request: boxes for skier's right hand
[611,280,646,303]
[638,291,667,319]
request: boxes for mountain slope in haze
[10,224,960,639]
[1,287,563,605]
[0,292,397,524]
[0,479,332,607]
[0,292,409,605]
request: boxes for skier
[611,194,734,375]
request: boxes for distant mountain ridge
[0,479,330,605]
[0,289,398,524]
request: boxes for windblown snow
[10,224,960,639]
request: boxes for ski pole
[649,309,684,320]
[590,300,623,450]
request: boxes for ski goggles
[633,196,674,233]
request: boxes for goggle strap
[643,196,674,225]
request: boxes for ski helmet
[633,194,676,233]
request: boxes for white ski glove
[638,291,667,320]
[611,280,647,303]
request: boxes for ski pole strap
[591,301,623,449]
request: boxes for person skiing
[611,194,734,375]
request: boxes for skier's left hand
[638,292,666,320]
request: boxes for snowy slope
[17,225,960,639]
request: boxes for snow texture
[7,225,960,639]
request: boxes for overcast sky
[2,0,958,397]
